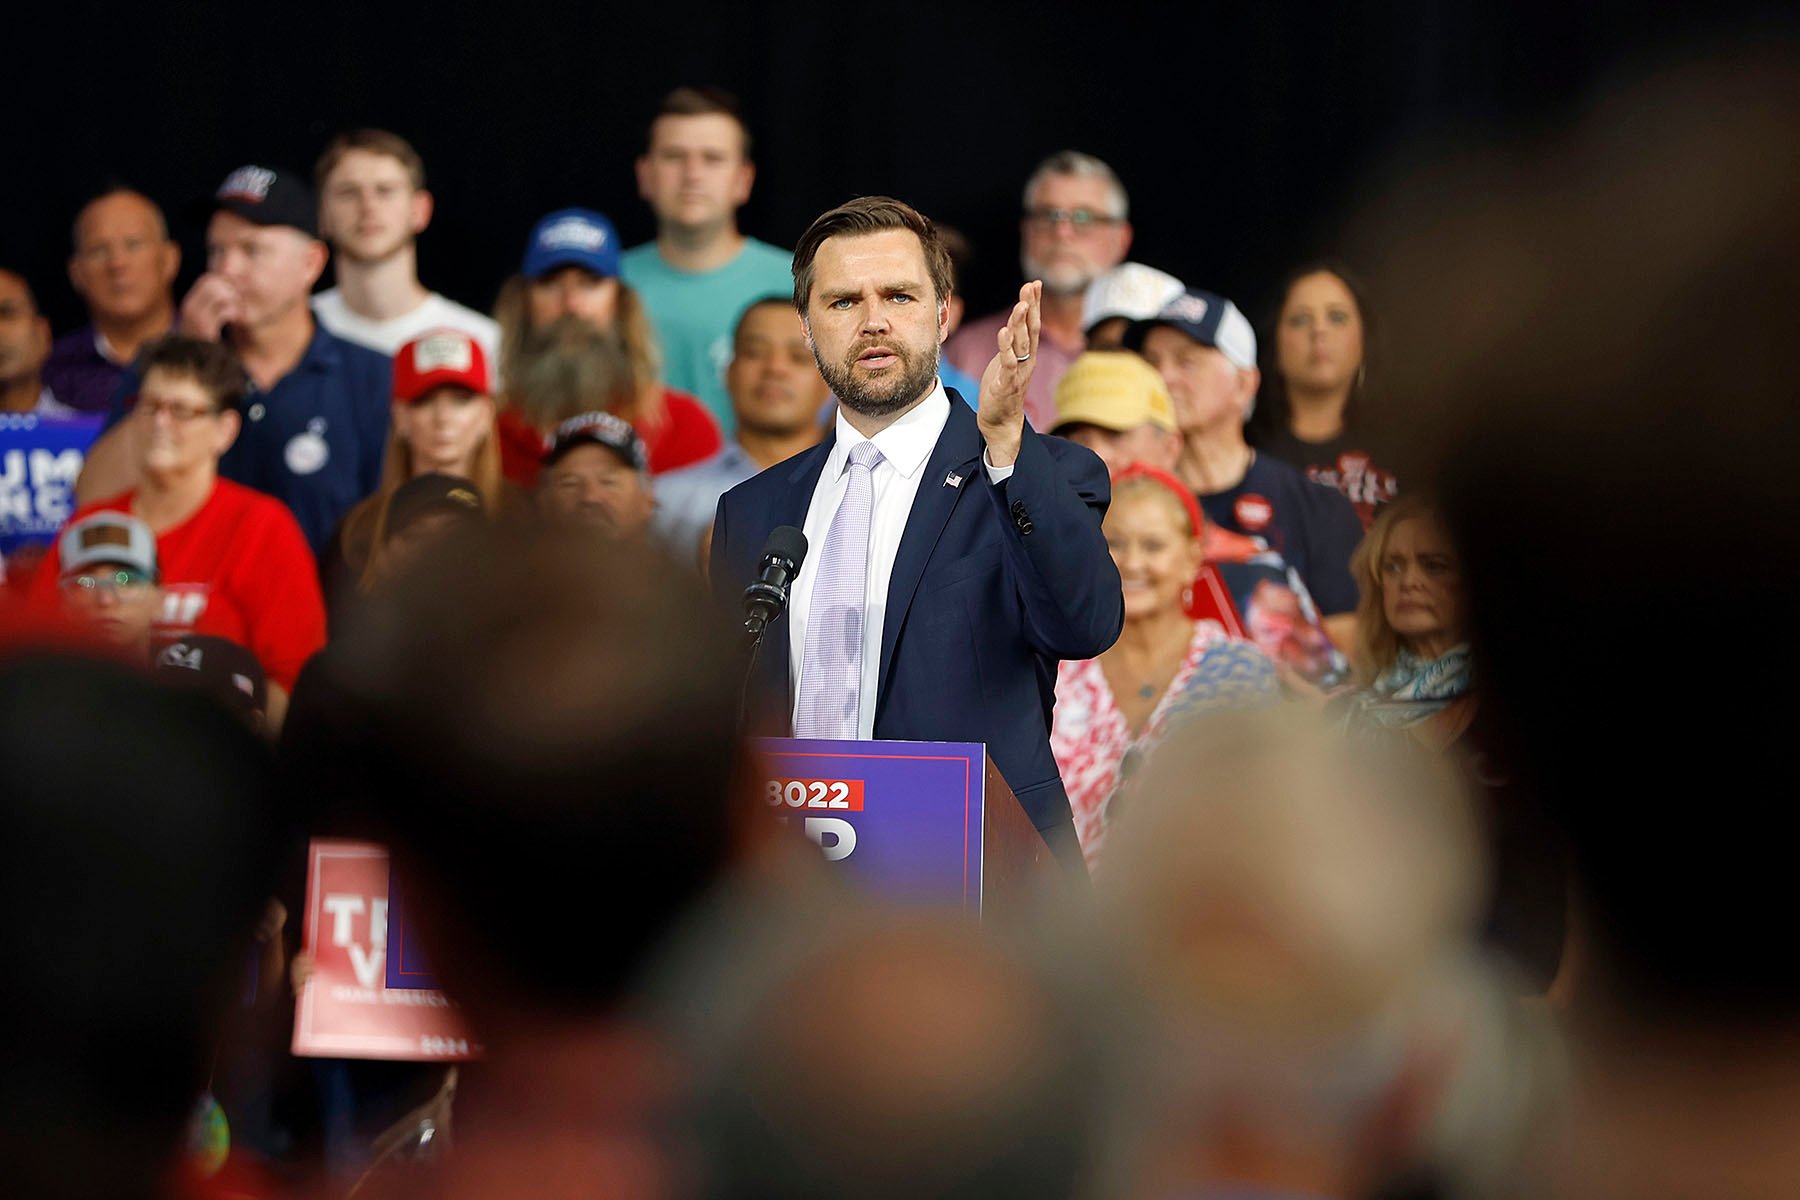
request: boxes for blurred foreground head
[329,523,745,1029]
[1102,707,1496,1197]
[0,656,280,1200]
[687,911,1111,1200]
[1354,44,1800,1024]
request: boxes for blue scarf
[1345,644,1473,729]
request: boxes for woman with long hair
[1253,261,1399,527]
[327,329,517,613]
[1338,494,1474,749]
[1336,493,1568,991]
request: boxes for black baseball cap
[153,636,268,721]
[543,411,648,471]
[385,473,487,542]
[210,164,317,236]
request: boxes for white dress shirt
[788,382,1014,738]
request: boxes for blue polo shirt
[106,324,391,555]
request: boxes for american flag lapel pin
[945,470,964,489]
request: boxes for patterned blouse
[1052,621,1278,872]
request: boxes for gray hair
[1100,706,1487,1132]
[1022,151,1129,220]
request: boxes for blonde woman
[1051,464,1277,870]
[1339,494,1475,750]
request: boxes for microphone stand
[737,620,767,739]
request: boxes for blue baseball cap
[1122,287,1258,370]
[521,208,621,280]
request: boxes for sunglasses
[60,567,155,593]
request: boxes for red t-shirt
[497,389,724,487]
[29,480,326,691]
[644,389,723,475]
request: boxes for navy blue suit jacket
[710,393,1124,835]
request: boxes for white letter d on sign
[804,817,857,862]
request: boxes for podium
[750,737,1058,915]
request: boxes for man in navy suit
[711,196,1123,870]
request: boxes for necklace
[1109,621,1192,706]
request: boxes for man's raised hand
[177,274,244,341]
[976,280,1043,467]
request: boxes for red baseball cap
[393,329,491,403]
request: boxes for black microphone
[742,526,808,640]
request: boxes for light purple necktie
[795,440,884,738]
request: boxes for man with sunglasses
[30,336,324,730]
[944,151,1134,430]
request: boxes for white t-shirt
[313,288,501,368]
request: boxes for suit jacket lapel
[757,443,833,726]
[876,401,984,715]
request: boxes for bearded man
[710,196,1123,874]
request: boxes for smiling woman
[1051,466,1277,871]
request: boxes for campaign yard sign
[752,738,989,911]
[0,412,102,561]
[291,839,478,1061]
[384,863,441,991]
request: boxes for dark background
[10,2,1793,339]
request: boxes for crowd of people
[3,53,1797,1200]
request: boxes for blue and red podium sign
[752,737,995,911]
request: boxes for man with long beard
[491,209,723,484]
[711,196,1123,872]
[944,152,1133,431]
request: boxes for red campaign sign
[291,839,480,1061]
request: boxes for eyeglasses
[1024,207,1124,231]
[60,568,154,593]
[134,396,222,422]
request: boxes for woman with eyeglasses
[1253,262,1400,529]
[28,335,324,729]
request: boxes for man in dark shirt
[43,189,179,414]
[79,166,391,554]
[1126,288,1363,645]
